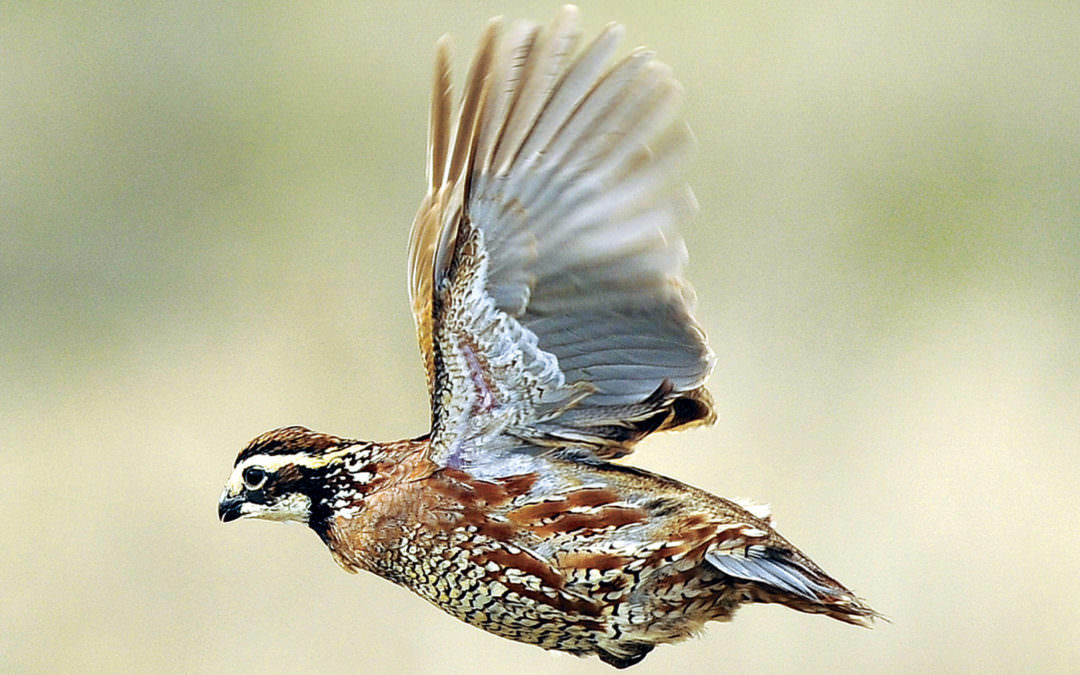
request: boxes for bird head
[218,426,374,529]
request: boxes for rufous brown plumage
[219,6,878,668]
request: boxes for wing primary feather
[428,35,453,193]
[526,47,655,173]
[552,123,695,239]
[522,124,695,256]
[490,6,580,176]
[492,48,656,228]
[511,22,624,175]
[432,203,462,295]
[500,8,584,175]
[568,65,682,184]
[447,19,501,188]
[511,59,677,223]
[472,20,530,181]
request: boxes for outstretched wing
[407,8,715,467]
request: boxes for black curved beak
[218,495,244,523]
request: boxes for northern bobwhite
[218,6,878,668]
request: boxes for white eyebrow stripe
[237,448,353,473]
[224,448,354,496]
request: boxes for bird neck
[305,437,434,542]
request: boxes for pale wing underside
[407,8,715,467]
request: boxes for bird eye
[242,466,268,490]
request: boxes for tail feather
[706,547,882,627]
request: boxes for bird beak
[218,494,245,522]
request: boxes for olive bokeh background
[4,2,1077,673]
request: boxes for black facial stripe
[245,488,269,505]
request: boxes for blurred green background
[3,1,1078,673]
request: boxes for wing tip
[557,3,580,23]
[428,35,454,193]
